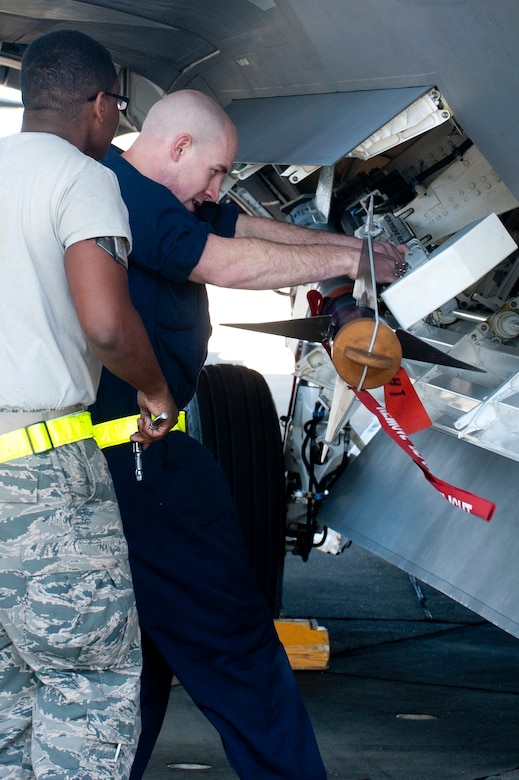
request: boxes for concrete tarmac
[142,543,519,780]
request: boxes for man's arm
[235,213,361,247]
[65,239,177,442]
[188,227,405,290]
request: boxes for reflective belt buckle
[25,420,53,454]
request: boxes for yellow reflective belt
[0,411,94,465]
[0,411,186,465]
[92,415,140,449]
[92,411,186,449]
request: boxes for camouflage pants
[0,440,141,779]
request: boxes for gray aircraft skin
[0,1,517,190]
[2,1,519,636]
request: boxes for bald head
[141,90,237,148]
[125,90,238,211]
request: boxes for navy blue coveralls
[90,146,327,780]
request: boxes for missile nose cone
[332,318,402,389]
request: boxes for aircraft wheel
[187,363,286,617]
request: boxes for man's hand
[131,389,179,447]
[371,241,408,284]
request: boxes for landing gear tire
[187,363,286,617]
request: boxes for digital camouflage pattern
[0,440,141,779]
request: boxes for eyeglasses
[87,91,130,111]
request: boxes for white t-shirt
[0,133,132,411]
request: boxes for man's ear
[89,91,106,122]
[171,133,192,162]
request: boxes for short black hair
[21,29,117,116]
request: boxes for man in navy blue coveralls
[90,89,405,779]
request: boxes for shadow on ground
[144,544,519,780]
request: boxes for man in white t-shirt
[0,30,176,779]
